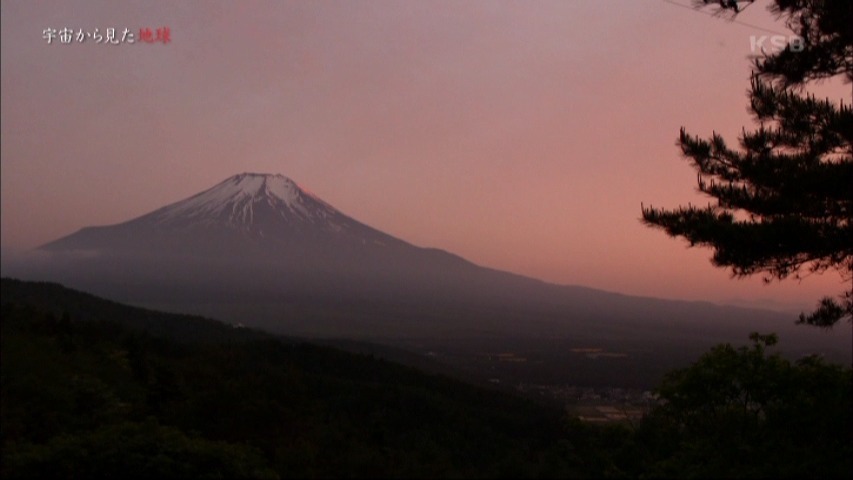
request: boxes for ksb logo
[749,35,805,55]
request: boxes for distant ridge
[0,277,267,343]
[12,173,849,364]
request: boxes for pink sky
[2,0,849,312]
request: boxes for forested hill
[0,278,591,478]
[6,278,848,478]
[0,278,272,344]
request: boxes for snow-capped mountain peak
[145,173,335,228]
[41,172,409,256]
[208,173,311,205]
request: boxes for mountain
[43,173,412,257]
[10,173,849,372]
[36,172,574,314]
[39,173,478,299]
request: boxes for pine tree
[642,0,853,328]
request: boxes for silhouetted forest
[2,279,850,478]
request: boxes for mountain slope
[35,173,555,305]
[1,278,584,478]
[12,173,850,364]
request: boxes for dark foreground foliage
[2,278,850,478]
[1,279,584,478]
[636,333,852,478]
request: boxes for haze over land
[2,0,849,313]
[5,172,847,386]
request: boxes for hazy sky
[2,0,849,312]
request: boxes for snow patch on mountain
[146,173,335,228]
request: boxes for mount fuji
[44,173,421,258]
[15,173,848,367]
[39,173,501,306]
